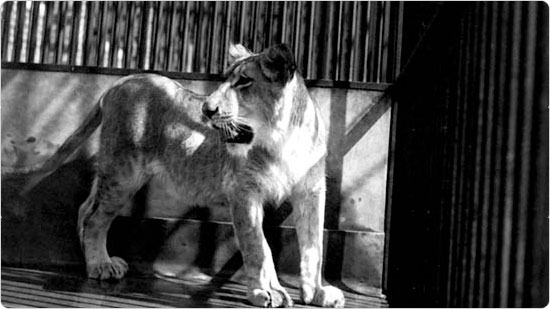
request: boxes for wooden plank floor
[1,267,387,308]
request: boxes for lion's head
[202,43,301,147]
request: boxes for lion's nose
[202,103,219,119]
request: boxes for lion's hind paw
[249,288,293,308]
[87,256,128,281]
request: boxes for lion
[24,43,345,308]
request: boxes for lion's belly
[148,159,227,206]
[145,136,229,207]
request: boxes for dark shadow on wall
[1,154,95,271]
[324,87,348,284]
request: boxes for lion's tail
[20,102,103,195]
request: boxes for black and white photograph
[1,1,548,308]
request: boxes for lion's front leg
[230,198,293,308]
[291,179,345,308]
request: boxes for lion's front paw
[248,288,293,308]
[87,256,128,280]
[301,285,345,308]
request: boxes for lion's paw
[301,285,345,308]
[87,256,128,280]
[248,288,293,308]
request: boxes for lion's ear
[260,44,297,84]
[228,43,253,65]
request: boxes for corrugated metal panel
[1,1,403,83]
[385,2,548,307]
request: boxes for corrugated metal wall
[385,2,548,307]
[0,1,402,83]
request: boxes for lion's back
[98,74,208,153]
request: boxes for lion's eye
[233,76,253,88]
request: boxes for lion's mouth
[213,123,254,144]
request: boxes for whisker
[223,123,236,137]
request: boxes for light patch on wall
[29,78,83,138]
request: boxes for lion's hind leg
[290,179,345,308]
[78,161,148,280]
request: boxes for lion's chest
[222,152,293,204]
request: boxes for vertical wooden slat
[166,1,178,71]
[18,2,30,62]
[361,2,370,82]
[380,2,392,82]
[391,2,404,80]
[514,3,538,307]
[479,4,498,306]
[192,2,203,72]
[293,1,302,65]
[467,3,486,307]
[308,1,322,79]
[26,2,40,63]
[61,2,73,65]
[164,2,174,71]
[238,2,246,44]
[222,1,231,70]
[305,2,315,79]
[95,2,106,67]
[143,2,153,70]
[207,1,218,73]
[1,1,13,61]
[371,3,381,80]
[375,3,387,82]
[498,2,521,306]
[448,12,469,306]
[338,2,354,81]
[265,1,273,48]
[365,2,378,82]
[526,4,549,307]
[56,1,67,64]
[471,6,490,304]
[82,2,93,66]
[280,1,288,44]
[137,2,148,69]
[323,1,339,80]
[110,1,123,68]
[69,2,81,66]
[461,7,480,306]
[260,1,268,49]
[253,2,262,51]
[124,2,134,69]
[488,3,510,306]
[31,2,45,63]
[247,1,255,50]
[214,1,224,72]
[41,1,55,64]
[149,2,160,70]
[349,1,361,81]
[156,1,170,71]
[106,1,116,67]
[13,1,26,62]
[201,2,213,72]
[179,1,190,72]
